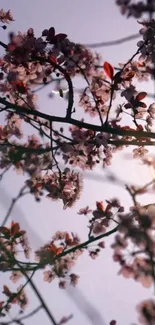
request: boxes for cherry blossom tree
[2,2,155,324]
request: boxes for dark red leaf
[14,230,26,238]
[35,183,43,188]
[124,103,132,109]
[125,71,135,80]
[136,124,143,130]
[56,247,64,255]
[48,27,55,36]
[47,27,55,41]
[93,210,104,218]
[11,222,20,237]
[56,33,67,41]
[110,321,116,325]
[136,92,147,101]
[0,226,10,234]
[49,55,57,64]
[103,61,114,79]
[138,102,147,108]
[3,285,11,297]
[105,203,111,212]
[96,201,105,212]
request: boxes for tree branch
[85,33,140,48]
[54,225,119,261]
[1,97,155,141]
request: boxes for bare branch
[85,33,140,48]
[1,185,29,227]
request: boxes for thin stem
[1,185,28,228]
[85,33,140,48]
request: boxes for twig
[54,225,119,261]
[14,226,119,271]
[19,266,58,325]
[1,185,28,228]
[0,165,11,181]
[0,306,42,325]
[31,56,74,119]
[19,306,42,322]
[63,55,104,126]
[85,33,140,48]
[0,40,7,49]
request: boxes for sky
[0,1,155,325]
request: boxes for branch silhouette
[85,33,140,48]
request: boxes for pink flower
[0,9,14,23]
[133,146,148,158]
[78,206,92,215]
[10,272,22,283]
[92,221,106,234]
[59,281,67,289]
[43,270,56,283]
[70,274,80,286]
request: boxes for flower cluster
[60,126,106,170]
[79,71,112,117]
[26,168,83,208]
[35,231,82,288]
[0,134,50,172]
[118,61,150,83]
[78,200,123,259]
[137,20,155,65]
[5,28,46,64]
[52,36,101,77]
[0,221,31,266]
[116,0,155,19]
[88,200,121,235]
[1,284,28,316]
[111,205,155,288]
[0,9,14,24]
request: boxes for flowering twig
[0,240,58,325]
[54,225,119,261]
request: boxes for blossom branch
[0,240,58,325]
[54,225,119,261]
[2,96,155,141]
[11,226,119,272]
[0,95,114,128]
